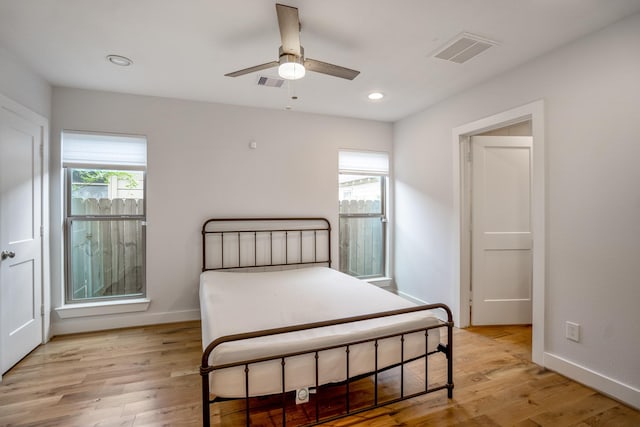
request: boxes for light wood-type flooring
[0,321,638,426]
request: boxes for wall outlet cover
[566,321,581,342]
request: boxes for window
[62,131,147,303]
[338,150,389,278]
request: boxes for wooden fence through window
[70,198,144,299]
[339,199,383,277]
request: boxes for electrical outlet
[566,321,581,342]
[295,387,309,404]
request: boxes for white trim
[41,115,51,343]
[366,276,393,288]
[459,136,472,328]
[452,100,545,366]
[397,291,449,323]
[51,308,200,335]
[397,290,428,305]
[55,298,151,319]
[544,352,640,410]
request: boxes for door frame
[0,93,50,382]
[452,100,545,365]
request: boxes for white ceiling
[1,0,640,122]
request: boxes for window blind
[338,150,389,175]
[62,131,147,169]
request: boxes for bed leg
[447,322,454,399]
[202,371,211,427]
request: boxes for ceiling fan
[225,3,360,81]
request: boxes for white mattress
[200,267,442,398]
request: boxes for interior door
[0,106,43,373]
[471,135,532,325]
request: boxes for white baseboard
[396,291,450,323]
[544,352,640,410]
[51,309,201,336]
[397,290,428,305]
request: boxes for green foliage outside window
[72,169,138,190]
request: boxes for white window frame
[61,131,147,305]
[338,150,389,279]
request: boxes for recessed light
[107,54,133,67]
[368,92,384,101]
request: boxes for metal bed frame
[200,218,453,426]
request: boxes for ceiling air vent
[432,32,497,64]
[257,76,285,88]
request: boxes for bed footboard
[200,303,454,427]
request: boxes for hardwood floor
[0,322,638,426]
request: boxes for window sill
[366,277,394,288]
[366,276,392,283]
[55,298,150,319]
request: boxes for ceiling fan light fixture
[278,55,305,80]
[225,5,359,80]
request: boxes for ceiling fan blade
[225,61,279,77]
[304,58,360,80]
[276,3,301,56]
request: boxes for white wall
[50,87,392,333]
[0,45,51,118]
[393,13,640,407]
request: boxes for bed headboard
[202,218,331,272]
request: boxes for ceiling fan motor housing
[279,46,304,65]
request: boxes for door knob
[1,250,15,260]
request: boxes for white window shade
[62,131,147,169]
[339,150,389,175]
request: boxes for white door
[471,136,532,325]
[0,106,43,373]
